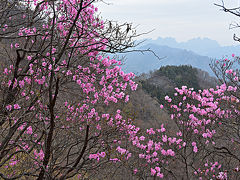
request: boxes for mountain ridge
[122,43,214,76]
[140,37,240,58]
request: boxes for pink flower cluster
[89,152,106,161]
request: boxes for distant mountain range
[140,37,240,58]
[121,37,240,76]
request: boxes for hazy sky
[97,0,240,46]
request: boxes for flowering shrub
[0,0,240,179]
[0,0,138,179]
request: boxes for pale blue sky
[97,0,240,46]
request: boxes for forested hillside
[139,65,217,104]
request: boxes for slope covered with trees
[140,65,217,104]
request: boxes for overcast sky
[97,0,240,46]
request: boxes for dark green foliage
[156,65,201,90]
[140,65,202,104]
[140,81,166,102]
